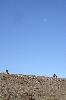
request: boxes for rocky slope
[0,73,66,100]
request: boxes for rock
[0,73,66,100]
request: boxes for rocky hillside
[0,73,66,100]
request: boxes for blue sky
[0,0,66,77]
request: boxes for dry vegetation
[0,73,66,100]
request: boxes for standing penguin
[6,69,9,74]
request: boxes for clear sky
[0,0,66,77]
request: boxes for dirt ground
[0,73,66,100]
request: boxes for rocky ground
[0,73,66,100]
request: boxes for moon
[43,18,47,22]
